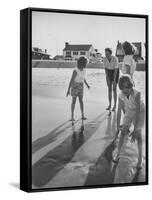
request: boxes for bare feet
[113,154,120,163]
[106,105,111,110]
[112,105,116,112]
[82,116,87,120]
[70,117,75,121]
[136,162,142,170]
[108,111,111,117]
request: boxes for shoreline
[32,60,146,71]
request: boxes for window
[66,51,71,57]
[73,51,78,55]
[80,51,86,55]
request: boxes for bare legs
[71,97,77,121]
[136,130,143,169]
[71,96,86,120]
[106,84,112,110]
[112,84,117,111]
[79,96,87,120]
[106,83,117,111]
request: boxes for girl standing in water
[66,56,90,121]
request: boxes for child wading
[114,76,145,170]
[66,56,90,121]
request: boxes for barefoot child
[66,56,90,121]
[114,76,145,169]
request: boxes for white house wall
[63,46,95,60]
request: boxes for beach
[32,68,146,189]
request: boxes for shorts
[106,68,119,83]
[123,107,145,130]
[71,81,84,97]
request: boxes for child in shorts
[66,56,90,121]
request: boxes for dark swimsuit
[106,68,119,83]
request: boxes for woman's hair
[122,41,135,55]
[77,56,88,69]
[119,76,133,90]
[105,48,112,55]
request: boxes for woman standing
[121,41,136,80]
[103,48,119,112]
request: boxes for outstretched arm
[115,97,125,139]
[134,92,141,129]
[66,70,77,96]
[131,92,141,142]
[84,79,90,89]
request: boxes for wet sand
[32,68,146,189]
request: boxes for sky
[32,11,146,58]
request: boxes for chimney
[65,42,69,48]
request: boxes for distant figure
[121,41,136,80]
[103,48,119,112]
[114,76,145,170]
[66,56,90,121]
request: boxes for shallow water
[32,68,145,103]
[32,68,146,188]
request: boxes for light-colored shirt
[74,67,86,83]
[121,55,136,76]
[119,88,145,114]
[103,56,118,70]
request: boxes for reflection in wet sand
[32,113,106,188]
[32,111,145,189]
[32,68,146,189]
[84,112,117,186]
[71,121,85,150]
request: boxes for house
[53,55,64,60]
[95,52,103,62]
[32,47,51,60]
[90,49,103,63]
[63,42,95,61]
[115,41,143,62]
[115,41,124,62]
[132,42,143,61]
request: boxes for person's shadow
[71,120,84,150]
[84,112,118,186]
[84,140,117,185]
[32,120,71,154]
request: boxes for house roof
[63,44,92,51]
[116,41,124,55]
[32,47,50,56]
[132,42,141,49]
